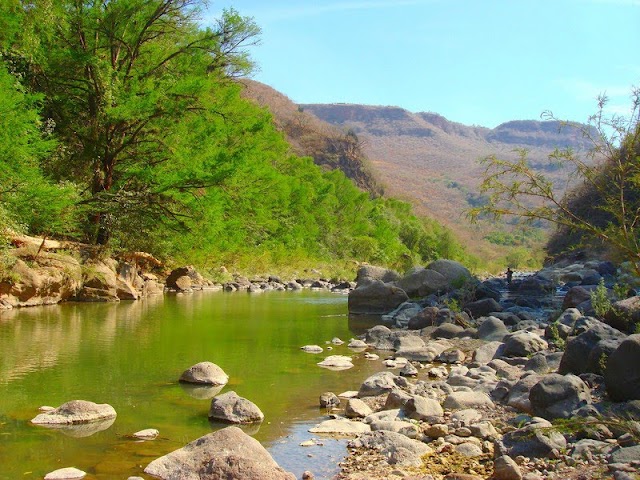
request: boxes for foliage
[590,279,612,318]
[469,89,640,272]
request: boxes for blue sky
[204,0,639,128]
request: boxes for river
[0,290,384,479]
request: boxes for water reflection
[179,383,224,400]
[32,416,116,438]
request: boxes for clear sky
[204,0,640,128]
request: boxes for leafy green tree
[470,89,640,272]
[8,0,260,245]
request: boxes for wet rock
[208,391,264,424]
[529,374,592,420]
[133,428,159,440]
[144,426,295,479]
[319,392,340,408]
[31,400,116,425]
[179,362,229,385]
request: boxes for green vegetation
[470,89,640,272]
[0,0,472,273]
[590,279,613,318]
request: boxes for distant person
[506,267,514,284]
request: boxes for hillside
[241,80,382,196]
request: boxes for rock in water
[348,280,409,315]
[31,400,116,425]
[209,391,264,424]
[144,426,295,479]
[179,361,229,385]
[44,468,86,480]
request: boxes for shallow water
[0,290,385,479]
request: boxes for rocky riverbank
[303,259,640,480]
[0,234,354,310]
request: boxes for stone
[472,341,504,364]
[133,428,159,440]
[397,267,448,297]
[427,259,473,286]
[470,421,498,440]
[44,468,86,479]
[317,355,353,370]
[363,325,395,350]
[179,362,229,385]
[348,430,433,457]
[400,362,419,377]
[308,418,371,435]
[464,298,503,318]
[610,445,640,463]
[451,409,483,425]
[31,400,116,425]
[559,322,626,375]
[403,396,444,422]
[499,423,567,458]
[477,316,509,341]
[348,280,409,315]
[408,306,440,330]
[144,426,295,480]
[369,420,420,438]
[394,334,426,351]
[383,302,423,328]
[208,391,264,424]
[529,374,592,420]
[432,323,465,339]
[319,392,340,408]
[74,260,119,302]
[562,286,592,310]
[502,331,548,357]
[605,334,640,401]
[384,389,413,409]
[437,348,465,364]
[493,455,522,480]
[455,442,483,457]
[506,373,542,413]
[301,345,323,353]
[606,297,640,332]
[355,265,400,284]
[443,391,494,410]
[424,424,449,438]
[347,339,368,349]
[345,398,373,418]
[358,371,406,397]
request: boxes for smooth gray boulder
[472,341,504,364]
[407,306,439,330]
[396,267,448,297]
[44,468,86,480]
[355,265,400,285]
[179,362,229,385]
[502,331,548,357]
[493,455,522,480]
[208,391,264,424]
[345,398,373,418]
[465,298,503,318]
[31,400,116,425]
[403,396,444,422]
[529,373,592,420]
[348,280,409,315]
[499,421,567,458]
[443,391,494,410]
[144,426,295,480]
[605,334,640,401]
[382,302,423,327]
[606,296,640,332]
[477,316,510,341]
[348,430,433,459]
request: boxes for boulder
[505,373,542,413]
[348,280,409,315]
[359,371,407,397]
[606,296,640,332]
[427,259,473,286]
[382,301,423,327]
[529,374,592,420]
[472,341,504,364]
[477,316,509,341]
[44,468,86,480]
[403,396,444,422]
[208,391,264,424]
[464,298,502,318]
[345,398,373,418]
[499,422,567,458]
[355,265,400,285]
[319,392,340,408]
[144,426,295,480]
[396,267,448,297]
[562,286,592,310]
[502,331,548,357]
[133,428,159,440]
[443,391,494,410]
[301,345,323,353]
[369,420,420,438]
[432,323,465,339]
[31,400,116,425]
[559,323,626,375]
[493,455,522,480]
[393,334,426,351]
[317,355,353,370]
[179,362,229,385]
[407,306,439,330]
[74,260,119,302]
[348,430,432,459]
[605,334,640,401]
[166,265,204,290]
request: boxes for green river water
[0,290,385,480]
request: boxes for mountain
[298,103,592,236]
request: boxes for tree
[469,88,640,272]
[6,0,260,245]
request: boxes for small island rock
[209,391,264,424]
[31,400,116,425]
[179,361,229,385]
